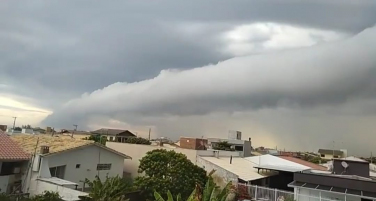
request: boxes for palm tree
[154,170,233,201]
[83,176,132,201]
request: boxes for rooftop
[11,134,131,159]
[318,149,343,155]
[279,156,327,171]
[200,156,274,181]
[91,128,136,136]
[0,131,30,160]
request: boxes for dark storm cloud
[1,0,376,110]
[43,26,376,128]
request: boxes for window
[0,162,21,176]
[333,155,339,158]
[320,154,325,157]
[97,163,111,170]
[49,165,66,179]
[76,164,81,169]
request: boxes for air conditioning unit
[13,167,21,174]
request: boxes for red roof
[0,131,30,160]
[279,156,327,171]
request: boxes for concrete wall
[0,175,10,193]
[196,157,238,187]
[30,180,88,201]
[107,142,198,177]
[43,145,125,188]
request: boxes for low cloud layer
[43,26,376,155]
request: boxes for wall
[196,157,238,187]
[0,175,9,193]
[106,142,198,177]
[30,180,88,201]
[179,137,207,150]
[43,145,125,188]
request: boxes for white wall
[30,180,88,201]
[42,145,125,188]
[106,142,199,177]
[196,157,238,187]
[0,175,10,193]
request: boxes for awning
[254,165,310,173]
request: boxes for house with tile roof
[10,134,131,200]
[0,131,30,194]
[91,128,136,143]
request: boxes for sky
[1,0,376,156]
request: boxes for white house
[0,131,30,194]
[11,134,131,199]
[318,149,347,160]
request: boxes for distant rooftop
[318,149,343,155]
[0,131,30,160]
[11,134,131,159]
[91,128,136,136]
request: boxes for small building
[289,158,376,201]
[318,149,347,159]
[0,131,30,194]
[91,128,136,142]
[208,132,252,157]
[179,137,208,150]
[11,134,131,192]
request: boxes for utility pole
[148,128,151,140]
[12,117,17,130]
[73,124,78,131]
[332,141,335,159]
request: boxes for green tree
[212,141,234,151]
[84,135,107,145]
[14,127,22,131]
[134,149,207,200]
[82,175,133,201]
[125,137,151,145]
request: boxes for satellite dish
[341,161,349,169]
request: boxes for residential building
[0,131,30,194]
[289,158,376,201]
[179,137,208,150]
[0,125,7,132]
[321,156,376,178]
[11,134,131,192]
[207,133,252,157]
[197,154,328,191]
[318,149,347,159]
[91,128,136,142]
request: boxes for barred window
[97,163,111,170]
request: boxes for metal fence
[237,183,295,201]
[237,183,376,201]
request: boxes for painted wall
[31,180,88,201]
[196,157,238,187]
[42,145,125,188]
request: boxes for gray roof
[318,149,343,155]
[91,128,136,136]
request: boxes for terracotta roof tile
[0,131,30,160]
[279,156,328,171]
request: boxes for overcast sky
[1,0,376,156]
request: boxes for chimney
[40,145,50,154]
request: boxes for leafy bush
[124,137,151,145]
[212,141,235,151]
